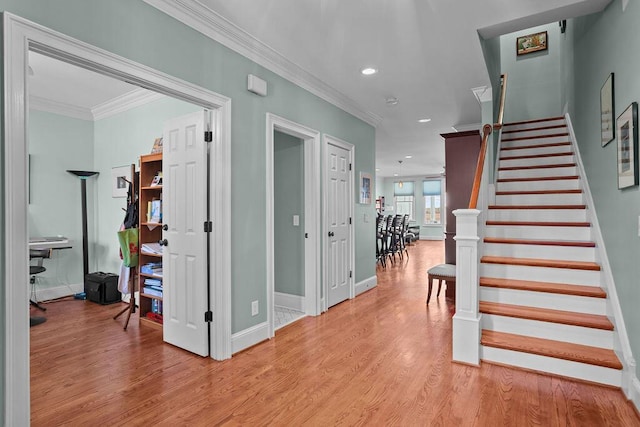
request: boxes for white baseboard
[420,236,443,241]
[355,275,377,296]
[36,283,83,302]
[629,375,640,414]
[274,291,304,311]
[231,321,269,354]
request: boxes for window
[394,181,414,220]
[423,180,442,224]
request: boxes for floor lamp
[67,170,99,289]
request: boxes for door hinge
[204,221,212,232]
[349,163,352,171]
[204,311,213,322]
[349,217,352,225]
[349,270,353,278]
[205,130,213,142]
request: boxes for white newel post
[452,209,481,365]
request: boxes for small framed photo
[601,73,615,147]
[616,102,638,189]
[516,31,548,56]
[359,172,372,204]
[112,165,131,198]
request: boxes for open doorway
[4,13,232,424]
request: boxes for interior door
[162,111,209,356]
[326,142,352,307]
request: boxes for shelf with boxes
[138,153,164,329]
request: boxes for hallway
[30,241,639,425]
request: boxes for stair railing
[452,73,506,365]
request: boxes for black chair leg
[30,299,47,312]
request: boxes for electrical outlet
[251,300,259,316]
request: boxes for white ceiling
[29,0,612,177]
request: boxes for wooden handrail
[469,124,493,209]
[494,73,507,130]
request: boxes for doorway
[4,13,232,424]
[266,113,321,338]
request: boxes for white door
[326,142,352,307]
[162,111,209,356]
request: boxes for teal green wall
[273,131,305,296]
[0,0,375,374]
[28,111,94,290]
[565,0,640,379]
[93,97,199,275]
[377,176,444,240]
[500,23,563,122]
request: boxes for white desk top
[29,237,72,250]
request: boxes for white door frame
[322,134,355,312]
[266,113,321,337]
[3,12,233,425]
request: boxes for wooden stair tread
[502,124,567,134]
[502,132,569,142]
[500,152,573,161]
[481,330,622,369]
[495,189,582,196]
[479,301,613,330]
[488,204,586,210]
[484,237,595,247]
[479,277,606,298]
[481,255,601,271]
[486,221,590,227]
[504,116,565,126]
[499,163,576,171]
[497,175,579,183]
[501,142,571,152]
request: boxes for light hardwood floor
[30,241,640,426]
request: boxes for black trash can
[85,272,121,305]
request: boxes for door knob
[159,239,168,246]
[162,224,168,231]
[328,231,335,237]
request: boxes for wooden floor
[30,241,640,426]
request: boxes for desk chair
[29,248,51,312]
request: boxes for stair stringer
[565,113,638,405]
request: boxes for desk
[29,237,72,250]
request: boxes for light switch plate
[293,215,300,226]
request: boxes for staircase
[478,116,623,386]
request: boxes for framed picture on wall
[359,172,372,204]
[112,165,132,198]
[616,102,638,189]
[516,31,548,56]
[601,73,615,147]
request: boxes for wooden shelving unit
[138,152,164,330]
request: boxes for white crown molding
[29,94,94,121]
[143,0,382,128]
[92,88,165,120]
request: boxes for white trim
[231,322,269,354]
[266,113,321,339]
[143,0,381,128]
[274,292,305,312]
[565,113,637,397]
[322,134,356,310]
[29,94,94,120]
[631,376,640,414]
[355,276,377,296]
[32,283,83,302]
[3,12,233,424]
[420,235,444,241]
[92,88,165,120]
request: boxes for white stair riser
[480,287,606,315]
[480,263,601,286]
[481,313,613,347]
[499,155,574,168]
[494,193,583,205]
[488,209,587,222]
[500,144,572,157]
[483,242,595,262]
[498,166,577,180]
[485,225,592,241]
[502,119,566,132]
[496,179,580,192]
[480,346,621,387]
[502,135,569,148]
[502,127,568,139]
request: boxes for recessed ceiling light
[375,168,380,172]
[405,155,412,159]
[393,173,399,177]
[418,118,431,123]
[361,67,377,76]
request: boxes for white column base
[452,313,482,365]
